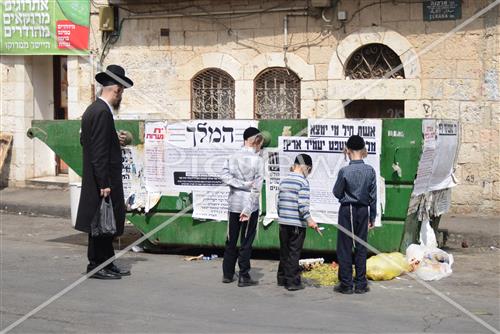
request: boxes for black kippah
[243,127,261,140]
[294,154,313,168]
[346,135,365,150]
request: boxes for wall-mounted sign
[423,0,462,21]
[1,0,90,55]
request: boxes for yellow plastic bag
[367,252,410,281]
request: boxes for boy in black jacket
[332,135,376,294]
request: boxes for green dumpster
[28,118,431,253]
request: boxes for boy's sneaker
[334,284,353,294]
[286,284,305,291]
[354,286,370,294]
[222,276,235,283]
[238,276,258,287]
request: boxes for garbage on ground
[301,261,339,286]
[299,258,324,270]
[406,243,453,281]
[184,254,219,261]
[366,252,410,281]
[131,245,144,253]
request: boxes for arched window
[191,68,235,119]
[345,43,405,79]
[254,67,300,119]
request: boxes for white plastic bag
[406,244,425,264]
[405,243,454,281]
[415,248,454,281]
[419,219,438,248]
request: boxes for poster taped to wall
[276,119,383,226]
[413,119,459,195]
[144,121,168,193]
[164,120,258,193]
[263,148,280,224]
[121,146,151,211]
[192,190,229,221]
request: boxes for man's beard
[112,98,122,111]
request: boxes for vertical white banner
[413,119,459,195]
[144,121,168,193]
[263,148,280,224]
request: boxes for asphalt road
[0,213,499,333]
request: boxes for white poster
[429,120,459,191]
[412,120,437,196]
[263,148,280,224]
[192,190,229,221]
[121,146,149,211]
[165,120,258,192]
[413,120,459,195]
[144,121,168,193]
[277,119,383,226]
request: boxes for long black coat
[75,99,126,236]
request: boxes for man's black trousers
[277,224,306,287]
[336,204,369,289]
[222,211,258,279]
[87,234,115,271]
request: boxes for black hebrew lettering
[222,126,234,143]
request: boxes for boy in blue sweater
[333,135,376,294]
[277,154,319,291]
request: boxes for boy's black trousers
[222,211,258,279]
[277,224,306,287]
[337,204,369,289]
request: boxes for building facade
[1,0,499,215]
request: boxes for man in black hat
[75,65,133,279]
[220,127,264,287]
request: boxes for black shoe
[334,284,353,294]
[108,264,131,276]
[238,276,258,287]
[286,284,305,291]
[277,278,285,287]
[88,268,121,280]
[222,277,235,283]
[354,286,370,294]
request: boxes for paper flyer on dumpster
[144,121,168,193]
[164,120,258,193]
[192,190,229,221]
[263,148,280,225]
[428,120,459,191]
[277,119,382,226]
[121,146,149,211]
[412,120,437,196]
[413,120,459,195]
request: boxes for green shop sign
[1,0,90,55]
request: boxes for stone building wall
[1,0,498,214]
[0,56,55,186]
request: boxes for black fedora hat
[95,64,133,88]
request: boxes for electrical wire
[96,0,426,63]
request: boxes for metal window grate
[345,43,405,79]
[191,68,235,119]
[254,67,301,119]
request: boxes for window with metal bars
[345,43,405,79]
[191,68,235,119]
[254,67,301,119]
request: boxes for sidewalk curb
[1,203,71,219]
